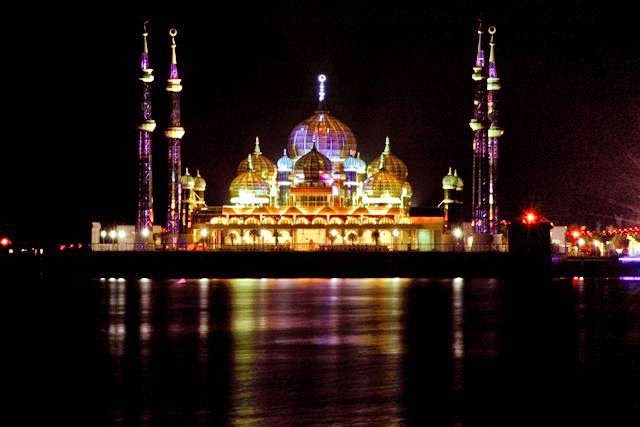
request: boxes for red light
[522,210,539,225]
[59,244,66,251]
[0,237,11,247]
[77,243,83,249]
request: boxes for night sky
[4,2,638,241]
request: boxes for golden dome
[363,169,403,199]
[194,169,206,191]
[180,168,195,189]
[367,137,408,180]
[229,155,270,204]
[294,145,333,184]
[237,137,276,181]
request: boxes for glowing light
[620,276,640,281]
[392,229,399,237]
[570,229,582,239]
[141,228,150,238]
[522,210,538,225]
[200,228,208,238]
[109,230,117,239]
[578,238,585,246]
[318,74,326,102]
[100,230,107,238]
[619,257,640,263]
[0,237,11,247]
[452,228,463,239]
[330,229,338,237]
[117,230,126,239]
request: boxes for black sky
[4,1,639,241]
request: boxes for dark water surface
[78,277,640,425]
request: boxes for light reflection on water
[98,277,640,426]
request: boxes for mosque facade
[91,22,509,251]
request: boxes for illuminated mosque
[92,22,504,251]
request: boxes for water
[73,277,640,424]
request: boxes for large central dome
[287,75,357,161]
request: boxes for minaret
[136,21,156,239]
[487,26,504,234]
[165,28,185,235]
[469,20,490,234]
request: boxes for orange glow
[570,229,582,239]
[0,237,10,247]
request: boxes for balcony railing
[89,242,509,253]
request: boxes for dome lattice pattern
[288,111,357,160]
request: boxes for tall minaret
[165,28,185,235]
[486,26,504,234]
[136,21,156,238]
[469,20,490,234]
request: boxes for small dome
[237,137,276,182]
[367,137,408,180]
[454,170,464,190]
[180,168,195,190]
[277,149,294,171]
[363,170,403,199]
[194,170,206,191]
[229,154,270,203]
[294,145,332,184]
[442,167,457,190]
[343,151,359,172]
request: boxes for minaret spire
[486,26,503,234]
[384,136,391,154]
[317,74,327,110]
[470,18,490,234]
[165,28,185,236]
[136,21,156,240]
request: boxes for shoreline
[4,251,637,280]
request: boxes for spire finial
[197,169,201,177]
[140,21,150,71]
[248,154,254,171]
[475,18,485,67]
[254,137,261,154]
[379,153,385,170]
[488,26,496,63]
[143,21,149,53]
[454,169,458,176]
[384,136,391,154]
[185,167,190,175]
[448,167,453,175]
[169,28,179,79]
[283,148,287,156]
[317,74,327,109]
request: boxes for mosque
[91,22,505,251]
[184,74,461,250]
